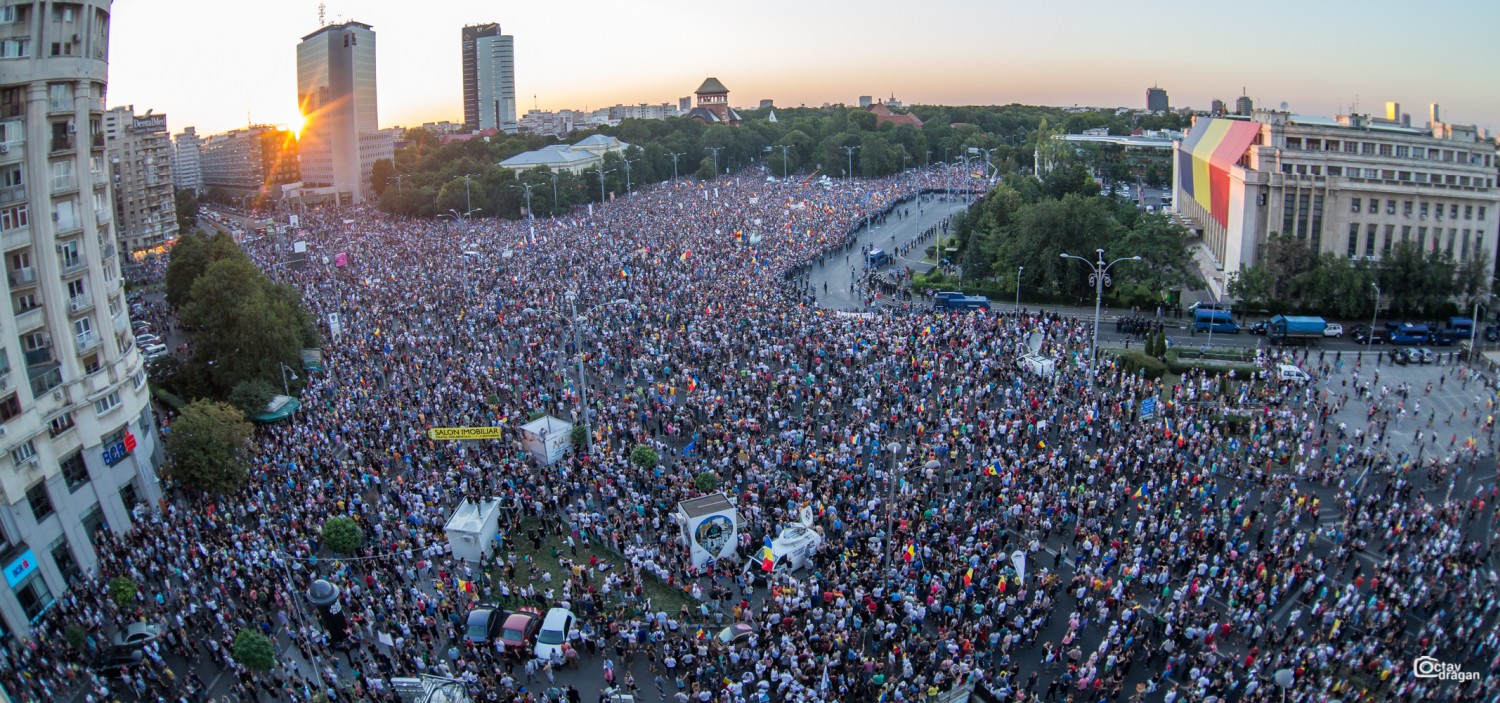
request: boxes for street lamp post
[278,362,298,396]
[1016,266,1024,311]
[883,442,903,585]
[1060,248,1142,391]
[1368,282,1381,359]
[525,295,632,455]
[549,172,559,215]
[622,158,637,196]
[513,182,537,219]
[842,145,861,181]
[462,172,479,216]
[1471,293,1493,366]
[707,147,724,182]
[593,166,614,203]
[773,145,792,181]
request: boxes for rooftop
[695,77,730,95]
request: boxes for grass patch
[500,518,694,616]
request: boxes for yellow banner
[427,426,505,441]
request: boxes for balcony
[94,208,109,225]
[50,174,75,194]
[101,241,115,259]
[112,311,128,333]
[47,100,70,114]
[90,134,103,150]
[0,183,22,205]
[50,134,74,154]
[0,104,20,119]
[0,139,21,161]
[28,363,61,396]
[74,330,99,355]
[67,295,92,314]
[59,256,85,276]
[7,266,35,287]
[23,344,53,367]
[91,170,105,186]
[0,367,10,392]
[13,305,42,332]
[55,216,81,234]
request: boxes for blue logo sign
[4,549,37,588]
[1140,397,1158,420]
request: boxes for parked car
[1392,348,1418,365]
[1414,347,1437,364]
[1249,321,1268,335]
[534,607,576,662]
[1352,324,1385,345]
[111,622,161,649]
[499,608,541,653]
[1323,323,1344,338]
[464,605,504,645]
[1277,364,1312,385]
[135,334,162,347]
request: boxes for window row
[1348,198,1486,221]
[1345,223,1485,261]
[1284,136,1492,167]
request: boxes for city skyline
[109,0,1500,137]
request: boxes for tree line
[1229,234,1491,320]
[368,104,1186,219]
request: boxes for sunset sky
[107,0,1500,137]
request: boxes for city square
[1,3,1498,703]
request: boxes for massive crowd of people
[2,164,1498,703]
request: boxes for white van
[142,344,168,360]
[1277,364,1311,385]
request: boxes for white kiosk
[445,499,502,563]
[520,416,573,465]
[676,493,739,570]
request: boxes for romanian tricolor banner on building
[1178,118,1260,229]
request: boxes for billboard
[131,114,167,134]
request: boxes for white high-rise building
[297,20,379,204]
[172,126,202,195]
[0,0,164,642]
[461,23,515,134]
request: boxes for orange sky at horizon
[107,0,1500,136]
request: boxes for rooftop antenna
[318,3,325,26]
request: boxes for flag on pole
[963,568,973,587]
[984,463,999,477]
[1011,550,1027,583]
[903,543,915,563]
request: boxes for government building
[1174,105,1498,298]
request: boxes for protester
[3,164,1497,703]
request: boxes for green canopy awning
[254,395,300,423]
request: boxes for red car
[499,608,542,654]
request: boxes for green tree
[163,400,254,494]
[570,424,588,451]
[370,158,395,197]
[321,516,363,556]
[107,576,137,609]
[181,257,310,396]
[694,471,720,493]
[1227,264,1276,313]
[174,188,200,233]
[1261,234,1315,302]
[227,379,277,418]
[630,445,659,470]
[64,624,87,648]
[233,629,276,672]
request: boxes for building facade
[0,0,164,643]
[103,106,176,254]
[1173,108,1499,298]
[296,20,378,204]
[199,125,300,199]
[685,77,740,125]
[498,134,631,175]
[170,126,201,195]
[461,23,515,134]
[1147,86,1169,113]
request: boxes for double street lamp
[1060,248,1141,391]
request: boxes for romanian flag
[984,463,999,477]
[761,544,775,572]
[963,568,973,587]
[922,326,932,336]
[457,579,470,594]
[1133,484,1147,499]
[1037,440,1046,449]
[903,543,915,563]
[620,266,630,278]
[680,250,691,263]
[734,231,743,242]
[687,377,698,393]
